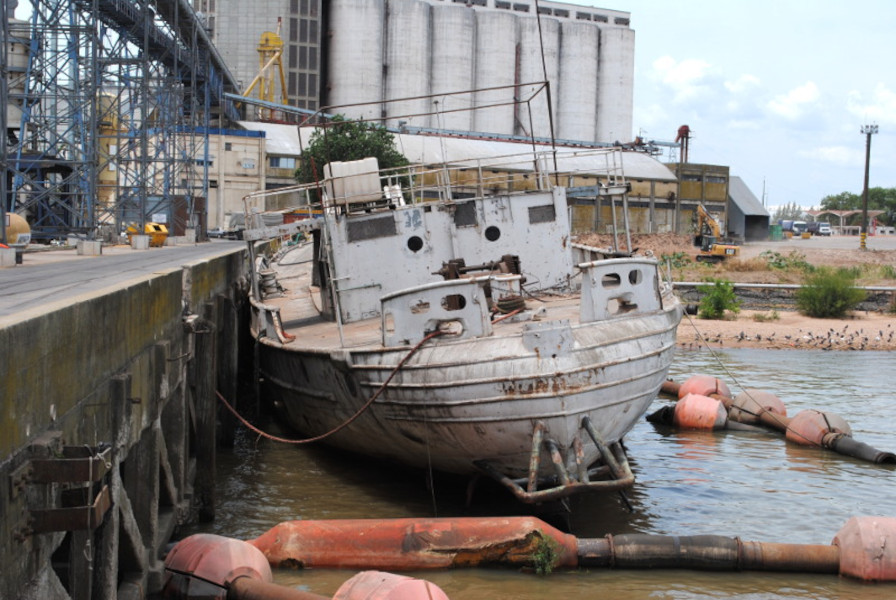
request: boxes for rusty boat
[243,145,682,503]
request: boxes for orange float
[677,375,731,400]
[672,393,728,430]
[785,410,851,447]
[729,389,787,425]
[834,516,896,581]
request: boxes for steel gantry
[2,0,241,242]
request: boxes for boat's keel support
[474,418,635,504]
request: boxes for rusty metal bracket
[8,461,34,500]
[30,445,112,483]
[29,484,112,534]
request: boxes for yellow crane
[241,18,289,120]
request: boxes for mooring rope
[215,330,444,444]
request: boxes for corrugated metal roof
[729,176,769,217]
[236,122,678,182]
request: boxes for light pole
[859,124,878,250]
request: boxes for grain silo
[430,4,476,132]
[327,0,385,120]
[384,0,432,128]
[597,25,635,143]
[557,20,598,141]
[518,16,560,140]
[472,10,518,136]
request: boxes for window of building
[576,12,591,20]
[614,17,630,25]
[291,0,298,12]
[537,6,551,14]
[270,156,297,169]
[308,73,317,97]
[290,18,298,42]
[495,0,510,8]
[224,142,232,151]
[289,72,297,96]
[298,72,306,96]
[553,9,568,17]
[300,19,308,43]
[513,3,529,12]
[593,14,608,22]
[309,19,317,41]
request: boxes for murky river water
[190,349,896,599]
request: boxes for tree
[820,191,860,212]
[820,188,896,226]
[771,202,804,222]
[295,115,410,184]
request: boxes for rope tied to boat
[215,329,444,444]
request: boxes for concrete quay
[1,239,251,599]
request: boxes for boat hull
[256,305,680,481]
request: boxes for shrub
[661,251,692,269]
[697,278,741,320]
[760,250,814,272]
[795,267,866,318]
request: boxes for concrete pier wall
[0,247,250,599]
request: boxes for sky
[590,0,896,211]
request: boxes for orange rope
[216,329,443,444]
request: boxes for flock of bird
[683,322,895,351]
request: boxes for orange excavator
[694,204,739,263]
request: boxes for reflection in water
[192,350,896,599]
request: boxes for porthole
[407,235,424,252]
[485,226,501,241]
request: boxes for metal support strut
[474,418,635,503]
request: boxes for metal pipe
[578,535,839,574]
[250,517,580,571]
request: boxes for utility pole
[859,124,878,250]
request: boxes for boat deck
[261,243,583,352]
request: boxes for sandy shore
[677,309,896,351]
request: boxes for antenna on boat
[533,0,559,181]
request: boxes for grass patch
[751,310,780,322]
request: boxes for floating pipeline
[163,515,896,597]
[650,375,896,464]
[163,533,450,600]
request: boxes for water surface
[196,349,896,599]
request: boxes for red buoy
[785,410,852,447]
[163,533,273,598]
[833,516,896,581]
[678,375,731,400]
[334,571,451,600]
[729,389,787,425]
[673,394,728,430]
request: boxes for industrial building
[193,0,635,145]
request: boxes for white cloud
[650,56,714,103]
[847,84,896,126]
[798,145,862,166]
[767,82,821,120]
[724,74,761,94]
